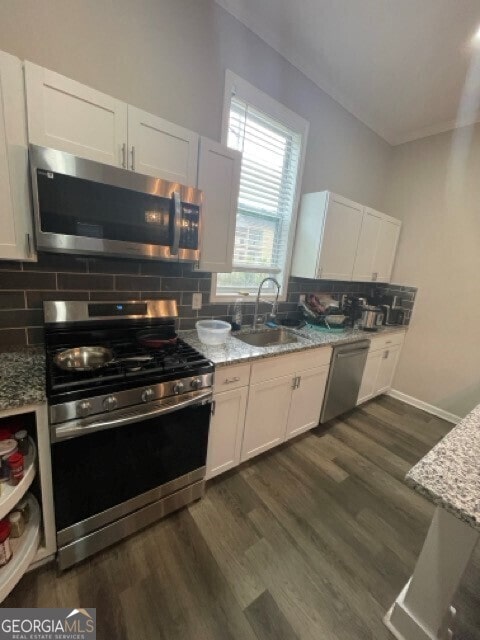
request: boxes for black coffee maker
[341,295,367,327]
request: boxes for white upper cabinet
[353,207,401,282]
[127,106,198,184]
[292,191,363,280]
[0,51,35,261]
[374,214,401,282]
[292,191,401,283]
[24,62,127,167]
[196,137,241,272]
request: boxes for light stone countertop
[180,324,407,367]
[0,346,46,411]
[406,404,480,531]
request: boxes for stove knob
[190,377,202,390]
[142,388,154,403]
[78,400,92,418]
[173,381,185,395]
[103,395,118,411]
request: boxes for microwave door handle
[170,191,181,255]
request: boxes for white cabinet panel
[127,106,198,184]
[375,217,401,282]
[0,51,34,261]
[213,363,251,394]
[206,387,248,479]
[241,375,293,462]
[318,194,364,280]
[352,209,382,281]
[357,350,383,405]
[375,345,401,395]
[286,365,329,440]
[197,137,241,272]
[24,62,127,167]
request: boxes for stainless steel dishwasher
[320,340,370,423]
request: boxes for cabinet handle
[211,400,216,416]
[25,233,32,257]
[383,350,389,359]
[296,376,301,389]
[372,272,378,281]
[130,145,136,171]
[385,340,392,345]
[223,376,240,384]
[292,376,298,390]
[121,143,127,168]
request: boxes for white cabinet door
[0,51,35,261]
[286,365,329,440]
[197,137,241,272]
[357,350,383,405]
[24,62,127,167]
[206,387,248,480]
[127,106,198,184]
[241,375,293,462]
[375,218,401,283]
[352,208,382,282]
[318,194,363,280]
[375,345,401,394]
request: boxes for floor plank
[4,397,480,640]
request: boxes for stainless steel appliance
[44,300,214,570]
[30,145,202,262]
[320,340,370,423]
[361,306,384,331]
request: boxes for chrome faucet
[252,277,281,328]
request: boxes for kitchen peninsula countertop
[0,346,46,410]
[180,324,407,367]
[406,403,480,531]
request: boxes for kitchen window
[211,71,308,301]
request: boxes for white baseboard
[387,389,461,424]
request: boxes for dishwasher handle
[336,348,369,359]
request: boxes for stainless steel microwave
[30,145,203,262]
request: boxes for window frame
[210,70,309,303]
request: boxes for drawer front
[368,331,405,352]
[214,363,251,393]
[294,346,332,373]
[250,347,332,384]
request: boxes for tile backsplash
[0,253,417,347]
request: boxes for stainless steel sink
[235,328,299,347]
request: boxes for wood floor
[5,396,480,640]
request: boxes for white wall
[0,0,391,209]
[387,123,480,418]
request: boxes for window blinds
[227,96,302,272]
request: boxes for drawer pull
[385,340,392,344]
[223,376,240,384]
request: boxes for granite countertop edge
[179,325,407,367]
[405,403,480,532]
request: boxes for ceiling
[215,0,480,145]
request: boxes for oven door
[30,145,201,262]
[50,391,211,547]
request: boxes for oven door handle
[170,191,181,256]
[52,390,212,442]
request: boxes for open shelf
[0,438,36,521]
[0,494,40,603]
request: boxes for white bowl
[196,320,231,345]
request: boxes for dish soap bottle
[231,293,248,331]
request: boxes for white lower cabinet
[286,365,329,440]
[206,386,248,480]
[357,334,404,405]
[241,375,293,462]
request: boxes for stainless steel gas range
[43,300,214,570]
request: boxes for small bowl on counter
[195,320,231,345]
